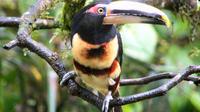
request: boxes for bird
[60,1,170,112]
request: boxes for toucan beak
[103,1,170,27]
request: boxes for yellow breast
[72,33,119,69]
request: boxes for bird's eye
[97,7,105,15]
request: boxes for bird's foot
[60,71,76,86]
[102,91,113,112]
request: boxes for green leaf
[18,0,35,13]
[155,10,189,39]
[164,45,193,72]
[0,80,4,112]
[197,1,200,11]
[168,82,195,112]
[190,91,200,111]
[120,24,158,63]
[168,87,186,112]
[123,102,143,112]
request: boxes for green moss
[61,0,86,32]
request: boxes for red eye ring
[87,4,107,15]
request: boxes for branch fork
[1,0,200,111]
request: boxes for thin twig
[0,17,60,29]
[120,72,200,86]
[110,65,200,107]
[3,40,19,50]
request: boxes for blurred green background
[0,0,200,112]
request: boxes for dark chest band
[73,59,117,76]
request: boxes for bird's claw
[60,71,76,86]
[102,91,113,112]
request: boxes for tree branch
[0,17,60,29]
[2,0,105,110]
[120,72,200,86]
[110,65,200,107]
[1,0,200,112]
[3,40,19,50]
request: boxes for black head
[71,1,116,44]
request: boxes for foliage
[0,0,200,112]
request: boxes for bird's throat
[77,22,116,44]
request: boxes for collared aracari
[60,1,170,112]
